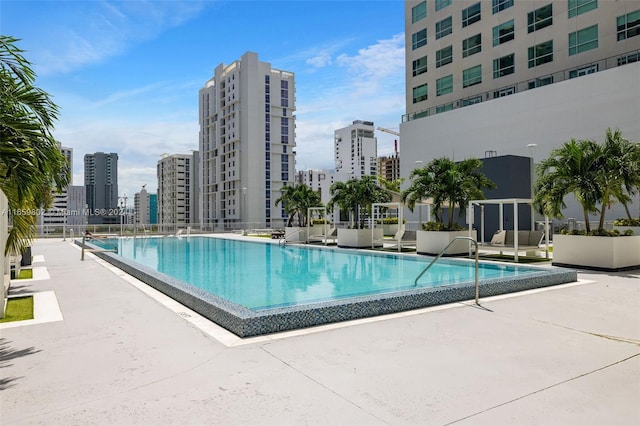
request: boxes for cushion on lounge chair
[490,230,506,245]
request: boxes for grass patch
[0,296,34,323]
[17,268,33,279]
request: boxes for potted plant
[402,157,496,255]
[328,176,390,248]
[275,184,322,242]
[534,129,640,271]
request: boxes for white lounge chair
[386,226,417,251]
[308,227,338,245]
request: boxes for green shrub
[560,228,632,237]
[613,218,640,226]
[375,217,406,225]
[311,219,330,225]
[421,221,465,231]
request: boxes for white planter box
[309,225,329,236]
[285,227,308,242]
[337,228,383,248]
[417,230,477,255]
[553,234,640,271]
[382,224,399,236]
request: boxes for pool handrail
[414,236,480,305]
[80,235,118,260]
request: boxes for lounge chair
[480,229,546,256]
[386,226,417,251]
[308,227,338,245]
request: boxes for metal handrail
[414,237,480,305]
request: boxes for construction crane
[377,126,400,137]
[377,127,400,155]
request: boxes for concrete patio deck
[1,239,638,425]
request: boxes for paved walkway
[1,239,639,425]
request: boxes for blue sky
[2,0,406,201]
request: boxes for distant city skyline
[2,1,406,203]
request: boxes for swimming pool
[87,235,577,337]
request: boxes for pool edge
[79,239,578,338]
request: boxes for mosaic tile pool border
[82,240,578,338]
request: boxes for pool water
[96,236,541,310]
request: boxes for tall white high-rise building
[334,120,378,179]
[401,0,640,219]
[157,153,198,227]
[199,51,296,229]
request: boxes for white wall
[400,62,640,221]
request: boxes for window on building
[462,3,481,27]
[493,53,515,78]
[411,110,430,120]
[435,0,451,11]
[569,25,598,55]
[528,40,553,67]
[463,34,482,57]
[493,20,514,46]
[462,65,482,88]
[436,75,454,96]
[436,45,453,67]
[528,4,552,33]
[462,95,482,106]
[495,86,516,97]
[569,64,598,78]
[617,9,640,41]
[568,0,597,18]
[412,1,427,23]
[492,0,513,14]
[436,103,454,113]
[412,29,427,50]
[528,75,553,89]
[617,51,639,66]
[436,16,453,39]
[412,56,428,76]
[412,83,428,103]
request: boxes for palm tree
[401,157,495,229]
[1,36,69,255]
[295,184,322,227]
[377,175,405,193]
[600,128,640,226]
[328,176,390,228]
[533,139,604,233]
[275,184,321,227]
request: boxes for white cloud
[294,33,406,170]
[33,1,208,75]
[306,51,333,69]
[57,119,198,200]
